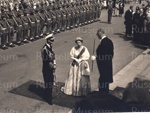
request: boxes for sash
[71,47,85,66]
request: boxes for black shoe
[23,39,29,43]
[47,100,53,105]
[9,43,15,47]
[16,41,22,45]
[1,45,8,49]
[29,38,34,41]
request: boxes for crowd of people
[114,0,124,17]
[0,0,102,49]
[124,1,150,45]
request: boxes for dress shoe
[47,101,53,105]
[1,45,8,49]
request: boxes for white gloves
[91,55,96,60]
[75,59,82,63]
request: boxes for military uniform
[55,8,62,32]
[0,16,8,49]
[96,1,102,21]
[21,10,29,42]
[66,4,72,29]
[88,3,93,23]
[33,7,45,37]
[39,7,46,36]
[45,7,52,35]
[4,11,15,47]
[85,2,90,24]
[60,6,67,31]
[13,10,24,44]
[50,8,57,33]
[82,3,87,25]
[80,3,85,26]
[70,4,76,28]
[27,9,36,40]
[77,3,82,26]
[41,34,56,105]
[74,4,80,27]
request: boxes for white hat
[45,33,55,40]
[75,37,83,42]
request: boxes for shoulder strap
[76,47,85,59]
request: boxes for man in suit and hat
[92,28,114,96]
[41,33,56,105]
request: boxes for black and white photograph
[0,0,150,112]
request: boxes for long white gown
[62,46,91,96]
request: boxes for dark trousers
[126,24,132,36]
[23,25,29,40]
[43,69,54,102]
[16,26,23,42]
[99,82,109,95]
[1,32,7,47]
[108,12,112,23]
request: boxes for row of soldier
[124,2,150,46]
[0,0,102,49]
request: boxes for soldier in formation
[0,0,102,49]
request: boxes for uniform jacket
[41,44,55,73]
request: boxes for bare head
[96,28,105,39]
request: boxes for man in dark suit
[107,0,113,24]
[124,6,133,37]
[41,34,56,105]
[93,28,114,96]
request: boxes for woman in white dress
[62,37,91,96]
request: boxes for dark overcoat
[96,37,114,83]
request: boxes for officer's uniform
[41,34,56,105]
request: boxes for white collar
[100,35,106,43]
[129,9,132,12]
[46,43,51,48]
[102,35,106,40]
